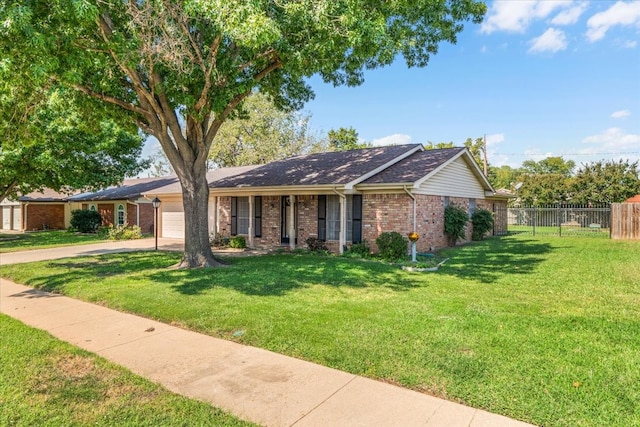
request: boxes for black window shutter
[352,195,363,243]
[317,195,326,241]
[254,196,262,237]
[231,197,237,236]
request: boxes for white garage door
[12,205,21,230]
[2,206,12,230]
[161,200,185,239]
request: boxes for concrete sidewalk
[0,278,535,427]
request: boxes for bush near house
[229,236,246,249]
[444,204,468,246]
[100,224,143,240]
[70,209,102,233]
[375,231,408,261]
[471,208,494,241]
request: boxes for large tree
[327,127,369,151]
[1,0,486,267]
[521,156,575,177]
[209,92,321,167]
[0,89,146,201]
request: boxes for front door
[280,196,298,244]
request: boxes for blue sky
[303,0,640,168]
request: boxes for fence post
[533,206,537,236]
[558,204,562,237]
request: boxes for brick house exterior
[146,144,511,253]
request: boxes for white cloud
[582,127,640,150]
[611,109,631,119]
[586,1,640,42]
[620,39,638,48]
[481,0,573,34]
[370,134,412,147]
[551,2,588,25]
[528,28,568,53]
[485,133,505,147]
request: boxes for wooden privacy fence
[611,203,640,240]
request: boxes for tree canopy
[209,92,322,167]
[327,127,369,151]
[0,89,146,201]
[1,0,486,267]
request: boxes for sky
[303,0,640,168]
[143,0,640,170]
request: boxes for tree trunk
[176,157,225,268]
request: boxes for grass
[2,234,639,426]
[508,225,610,237]
[0,230,107,253]
[0,314,254,426]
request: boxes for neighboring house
[1,177,177,232]
[145,144,510,253]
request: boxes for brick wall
[26,204,65,230]
[297,195,317,246]
[415,195,448,250]
[362,193,413,253]
[126,204,137,227]
[139,203,155,234]
[256,196,281,247]
[217,197,231,236]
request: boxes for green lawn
[2,234,639,426]
[0,315,254,426]
[0,230,107,253]
[508,225,610,237]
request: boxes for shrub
[70,209,103,233]
[375,232,408,261]
[345,241,371,258]
[471,208,494,240]
[305,237,328,253]
[229,235,246,249]
[209,232,230,247]
[444,204,468,246]
[104,224,143,240]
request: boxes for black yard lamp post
[152,197,161,250]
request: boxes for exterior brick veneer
[26,203,65,230]
[138,203,155,234]
[98,204,114,226]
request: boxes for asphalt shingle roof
[361,148,464,184]
[19,188,79,202]
[68,176,179,202]
[211,144,421,189]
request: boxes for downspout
[403,185,416,232]
[332,188,347,254]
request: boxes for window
[254,196,262,237]
[317,195,362,242]
[469,198,476,218]
[444,196,450,207]
[89,204,97,211]
[117,204,125,226]
[231,197,250,235]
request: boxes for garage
[12,205,21,230]
[2,206,10,230]
[161,200,185,239]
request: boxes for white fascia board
[343,144,424,190]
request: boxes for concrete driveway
[0,237,184,265]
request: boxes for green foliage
[345,241,371,258]
[70,209,102,233]
[464,137,486,170]
[522,156,575,177]
[209,92,323,167]
[102,225,142,241]
[471,208,494,241]
[327,127,369,151]
[517,173,570,206]
[305,237,328,253]
[424,141,455,149]
[210,233,231,247]
[229,236,246,249]
[375,232,408,261]
[444,204,468,246]
[569,160,640,204]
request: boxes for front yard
[2,234,639,426]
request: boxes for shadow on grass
[13,251,424,297]
[437,236,555,284]
[159,254,425,296]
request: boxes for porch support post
[339,196,346,254]
[248,196,254,248]
[212,196,218,238]
[288,194,295,250]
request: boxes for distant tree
[424,141,455,149]
[517,173,570,206]
[327,127,369,151]
[463,137,487,172]
[0,89,146,201]
[146,149,176,178]
[489,165,522,190]
[522,157,575,177]
[209,92,322,167]
[569,160,640,204]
